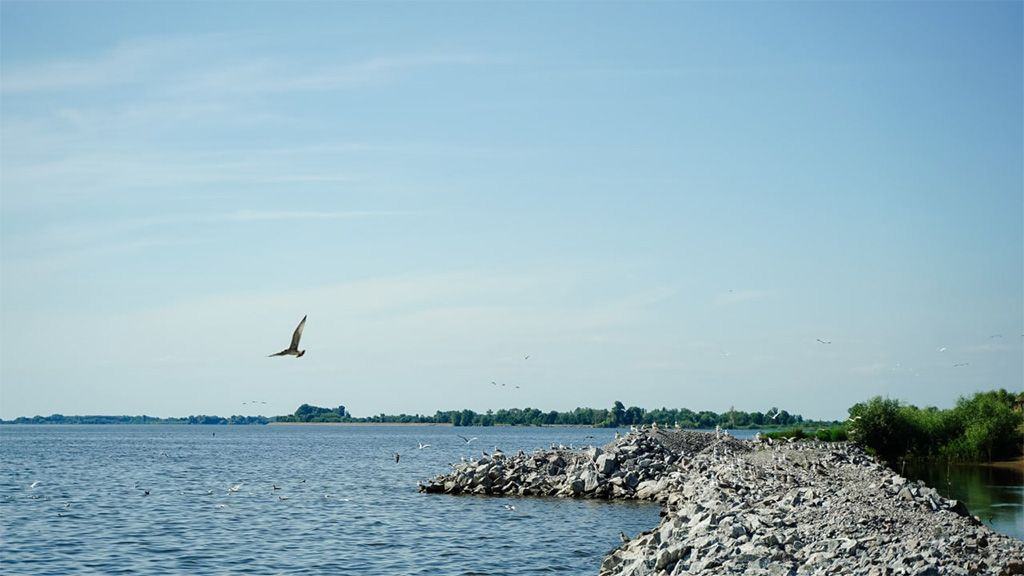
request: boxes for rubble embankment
[419,429,1024,575]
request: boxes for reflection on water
[902,460,1023,541]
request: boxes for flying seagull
[816,338,831,345]
[417,442,431,449]
[269,315,307,357]
[457,435,477,444]
[953,362,969,368]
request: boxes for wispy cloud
[2,31,491,95]
[227,209,417,222]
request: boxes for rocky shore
[419,428,1024,575]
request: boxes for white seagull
[29,481,40,489]
[457,435,478,444]
[269,315,307,357]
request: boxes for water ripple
[1,425,661,575]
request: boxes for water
[0,425,662,575]
[902,459,1024,540]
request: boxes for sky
[1,1,1021,422]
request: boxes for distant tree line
[1,414,271,425]
[270,401,816,428]
[1,402,821,429]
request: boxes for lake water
[3,426,1020,575]
[0,425,662,575]
[902,459,1024,541]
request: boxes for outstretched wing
[269,349,291,357]
[457,435,468,443]
[290,315,307,350]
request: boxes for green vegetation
[273,404,350,423]
[764,426,849,442]
[272,401,826,428]
[848,389,1024,464]
[1,414,271,425]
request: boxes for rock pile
[420,429,1024,576]
[418,429,747,501]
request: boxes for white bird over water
[29,481,40,489]
[418,442,431,449]
[269,315,307,357]
[457,435,477,444]
[228,483,243,493]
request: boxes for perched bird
[269,315,307,357]
[393,452,401,463]
[619,531,630,543]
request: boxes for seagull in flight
[816,338,832,345]
[417,442,431,449]
[524,355,530,360]
[937,347,947,352]
[953,362,969,368]
[29,481,40,489]
[269,315,307,357]
[457,435,477,444]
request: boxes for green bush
[848,390,1023,463]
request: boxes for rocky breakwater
[418,428,748,500]
[420,429,1024,576]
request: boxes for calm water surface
[1,425,661,575]
[903,459,1024,540]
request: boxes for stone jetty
[419,429,1024,575]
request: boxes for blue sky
[1,1,1021,421]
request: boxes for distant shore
[268,421,453,427]
[984,456,1024,472]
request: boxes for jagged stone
[417,430,1024,576]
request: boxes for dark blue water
[0,425,662,575]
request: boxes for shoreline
[267,421,453,427]
[983,457,1024,472]
[420,429,1024,575]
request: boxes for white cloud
[227,209,416,222]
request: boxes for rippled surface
[0,425,662,575]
